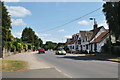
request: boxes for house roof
[90,26,103,41]
[80,31,93,41]
[69,40,77,44]
[66,33,79,44]
[91,30,109,43]
[72,33,79,37]
[66,39,78,44]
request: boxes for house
[90,30,109,52]
[66,33,80,51]
[89,26,109,52]
[66,25,109,53]
[79,31,93,52]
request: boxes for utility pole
[90,18,97,54]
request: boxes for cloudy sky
[4,0,108,43]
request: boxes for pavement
[2,68,68,78]
[2,52,69,78]
[3,52,51,69]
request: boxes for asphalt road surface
[34,51,118,78]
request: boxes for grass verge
[85,54,120,62]
[0,60,28,71]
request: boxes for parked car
[38,48,45,54]
[55,48,66,55]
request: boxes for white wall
[68,44,76,51]
[91,34,108,52]
[91,27,106,42]
[97,35,109,52]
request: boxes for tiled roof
[67,39,78,44]
[90,26,103,41]
[66,33,80,44]
[72,33,79,37]
[80,31,93,41]
[91,30,109,43]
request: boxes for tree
[55,43,65,49]
[21,27,35,44]
[43,41,57,50]
[21,27,43,50]
[1,1,13,49]
[103,2,120,43]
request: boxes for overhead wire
[40,7,103,33]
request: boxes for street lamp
[89,18,97,27]
[90,18,97,53]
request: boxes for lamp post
[90,18,97,54]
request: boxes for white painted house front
[66,33,80,51]
[66,26,109,53]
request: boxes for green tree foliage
[21,27,35,44]
[103,2,120,42]
[55,43,65,49]
[43,41,57,50]
[1,1,13,48]
[21,27,43,50]
[43,42,66,50]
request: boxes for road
[34,51,118,78]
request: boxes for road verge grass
[85,54,120,62]
[69,53,120,62]
[0,60,28,71]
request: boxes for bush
[101,43,109,53]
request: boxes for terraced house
[66,25,109,53]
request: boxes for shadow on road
[57,56,104,61]
[56,54,118,62]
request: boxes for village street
[2,51,118,78]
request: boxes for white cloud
[11,19,26,26]
[35,32,51,37]
[58,29,65,32]
[42,38,66,44]
[64,35,72,38]
[6,6,32,17]
[12,32,22,38]
[39,33,51,37]
[78,20,89,25]
[1,0,20,2]
[98,21,109,29]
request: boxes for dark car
[38,49,45,54]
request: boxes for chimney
[93,24,98,30]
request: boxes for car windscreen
[57,48,64,51]
[38,49,44,50]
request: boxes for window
[86,45,88,49]
[76,45,78,50]
[78,39,81,44]
[73,46,74,49]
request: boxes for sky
[4,0,108,44]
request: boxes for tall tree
[1,1,13,48]
[21,27,43,49]
[103,2,120,42]
[21,27,35,44]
